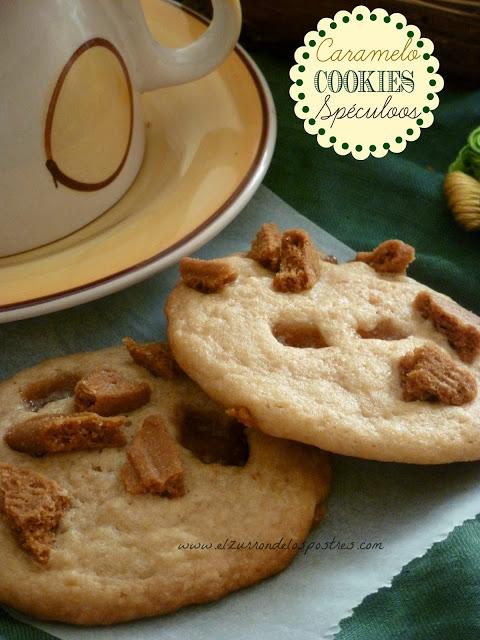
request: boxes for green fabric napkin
[1,46,480,640]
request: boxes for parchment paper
[3,186,480,639]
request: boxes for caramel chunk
[357,318,409,341]
[273,229,321,293]
[4,413,126,456]
[180,407,249,466]
[120,463,145,495]
[22,372,81,412]
[249,222,282,271]
[414,291,480,364]
[180,257,238,293]
[399,345,477,405]
[356,240,415,274]
[0,463,70,564]
[75,368,151,415]
[123,415,184,497]
[123,337,179,379]
[272,321,328,348]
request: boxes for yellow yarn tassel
[444,171,480,231]
[445,127,480,231]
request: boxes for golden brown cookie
[166,236,480,464]
[0,344,330,625]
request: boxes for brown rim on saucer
[0,0,273,315]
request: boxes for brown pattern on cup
[44,38,134,191]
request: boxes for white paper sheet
[5,186,480,639]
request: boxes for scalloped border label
[290,5,443,160]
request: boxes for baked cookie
[166,226,480,464]
[0,343,330,625]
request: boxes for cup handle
[127,0,242,92]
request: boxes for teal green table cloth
[1,47,479,639]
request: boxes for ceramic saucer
[0,0,276,323]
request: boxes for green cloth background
[1,41,480,640]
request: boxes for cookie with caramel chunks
[0,344,330,625]
[167,226,480,464]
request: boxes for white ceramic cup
[0,0,241,257]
